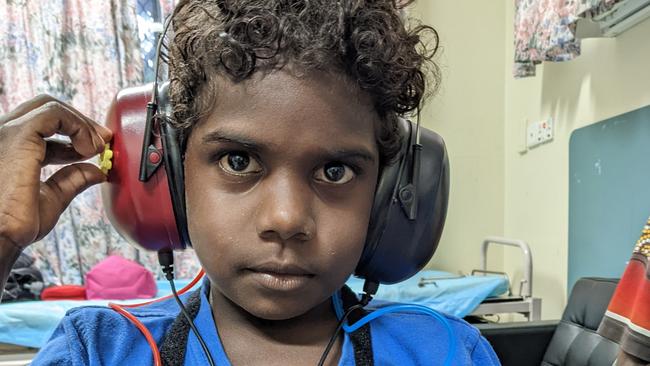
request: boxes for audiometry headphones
[102,13,453,366]
[102,80,449,287]
[101,21,450,290]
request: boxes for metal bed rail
[470,237,542,321]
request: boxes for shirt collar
[184,278,352,365]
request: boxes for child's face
[183,70,380,320]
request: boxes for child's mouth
[245,262,315,291]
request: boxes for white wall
[416,1,650,320]
[503,5,650,319]
[413,1,506,275]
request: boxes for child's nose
[255,172,316,242]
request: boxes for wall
[503,5,650,319]
[413,1,506,275]
[416,0,650,320]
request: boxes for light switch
[526,118,554,149]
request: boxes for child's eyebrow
[201,130,261,152]
[322,149,375,163]
[201,129,376,163]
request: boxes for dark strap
[160,290,202,366]
[159,285,374,365]
[340,285,374,366]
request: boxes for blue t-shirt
[31,280,499,365]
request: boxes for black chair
[477,277,620,366]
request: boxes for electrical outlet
[526,118,554,149]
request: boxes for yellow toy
[99,143,113,175]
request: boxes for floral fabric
[0,0,200,286]
[514,0,622,78]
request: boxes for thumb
[39,163,106,234]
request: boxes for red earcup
[101,84,183,251]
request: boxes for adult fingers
[12,101,108,158]
[2,95,91,132]
[0,95,55,126]
[1,95,113,143]
[39,163,107,236]
[42,140,87,166]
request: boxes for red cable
[108,302,162,366]
[118,269,205,308]
[107,270,206,366]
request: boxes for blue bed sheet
[0,271,507,348]
[347,270,508,318]
[0,279,196,348]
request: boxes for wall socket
[526,118,554,149]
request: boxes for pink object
[85,255,157,300]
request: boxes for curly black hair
[168,0,439,165]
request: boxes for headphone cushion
[356,119,449,284]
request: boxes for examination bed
[468,237,542,322]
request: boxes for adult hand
[0,95,112,253]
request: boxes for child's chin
[244,299,318,321]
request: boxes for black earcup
[355,118,449,284]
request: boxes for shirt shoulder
[367,304,500,365]
[30,292,188,366]
[598,243,650,361]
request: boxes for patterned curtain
[514,0,622,78]
[0,0,200,286]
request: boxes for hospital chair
[478,277,620,366]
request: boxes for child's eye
[314,162,356,184]
[218,151,262,175]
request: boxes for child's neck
[209,285,342,365]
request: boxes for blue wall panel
[568,105,650,292]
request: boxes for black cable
[160,248,373,366]
[317,303,365,366]
[159,251,216,366]
[151,14,173,106]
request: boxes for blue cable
[332,292,457,366]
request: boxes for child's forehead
[208,69,375,112]
[190,70,381,154]
[199,69,378,126]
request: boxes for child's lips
[245,262,315,291]
[247,261,314,276]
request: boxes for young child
[0,0,499,364]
